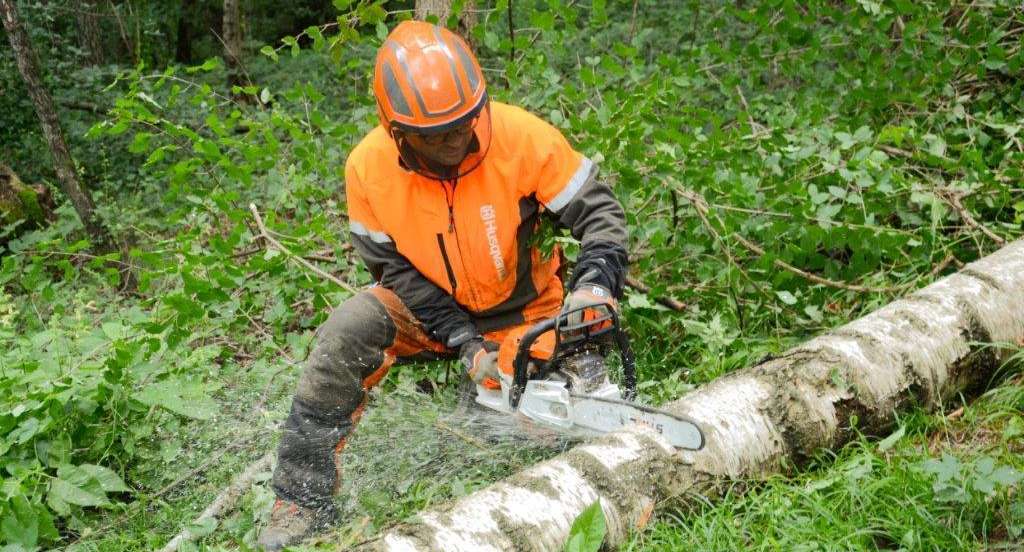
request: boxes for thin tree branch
[248,203,358,294]
[151,441,245,500]
[936,188,1006,246]
[506,0,515,88]
[628,0,640,42]
[731,233,904,294]
[625,276,687,312]
[58,99,104,113]
[675,187,907,294]
[158,452,274,552]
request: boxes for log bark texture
[362,239,1024,552]
[0,0,112,249]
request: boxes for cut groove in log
[358,239,1024,552]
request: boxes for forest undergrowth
[2,1,1023,550]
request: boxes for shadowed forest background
[1,0,1023,550]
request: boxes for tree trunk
[416,0,477,39]
[77,0,105,65]
[0,164,54,235]
[108,0,136,64]
[361,239,1024,551]
[0,0,113,249]
[175,0,195,63]
[222,0,245,94]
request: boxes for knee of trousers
[293,290,397,416]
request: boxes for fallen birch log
[361,239,1024,552]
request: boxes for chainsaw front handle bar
[510,302,637,409]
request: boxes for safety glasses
[410,116,479,146]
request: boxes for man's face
[400,118,476,168]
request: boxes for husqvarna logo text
[479,205,507,279]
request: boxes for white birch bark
[359,239,1024,552]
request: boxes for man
[258,20,628,550]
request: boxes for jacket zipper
[441,178,482,307]
[436,234,458,293]
[443,185,455,233]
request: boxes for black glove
[569,242,628,298]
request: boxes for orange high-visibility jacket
[345,102,628,345]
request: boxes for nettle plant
[922,453,1023,506]
[0,3,392,546]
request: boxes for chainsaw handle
[509,305,639,408]
[509,317,557,409]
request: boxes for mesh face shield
[391,98,492,181]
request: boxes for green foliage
[922,453,1023,504]
[1,0,1023,549]
[564,500,607,552]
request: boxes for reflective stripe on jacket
[345,102,627,343]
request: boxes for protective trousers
[270,286,558,512]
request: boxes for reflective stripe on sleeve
[544,156,594,213]
[350,221,393,244]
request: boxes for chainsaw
[472,303,704,450]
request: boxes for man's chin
[434,152,468,167]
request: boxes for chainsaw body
[473,303,704,450]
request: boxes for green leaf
[550,109,565,126]
[924,134,947,157]
[877,425,905,452]
[10,417,47,445]
[192,139,223,161]
[564,500,606,552]
[259,45,279,62]
[990,466,1023,486]
[48,478,107,508]
[922,452,961,484]
[852,125,873,143]
[133,380,219,420]
[187,57,221,73]
[775,290,798,305]
[187,516,217,537]
[78,465,130,493]
[626,293,667,311]
[1,496,39,547]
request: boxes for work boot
[257,498,335,551]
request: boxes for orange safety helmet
[373,21,491,178]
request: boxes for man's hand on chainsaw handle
[459,338,500,384]
[562,282,618,329]
[564,255,621,322]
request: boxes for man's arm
[549,160,629,298]
[347,168,477,347]
[530,120,629,298]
